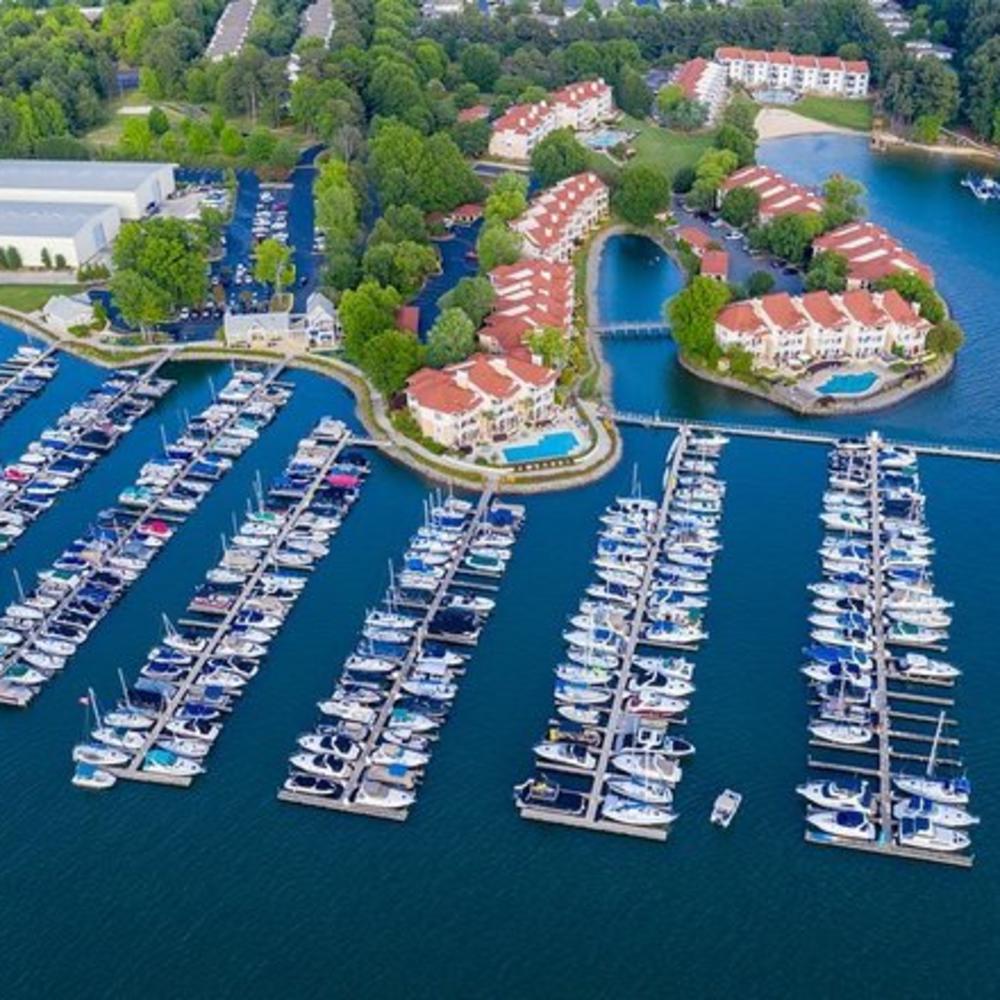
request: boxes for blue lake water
[1,133,999,998]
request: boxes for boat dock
[278,485,524,821]
[0,343,59,424]
[100,420,368,787]
[517,427,728,840]
[0,366,292,708]
[606,409,1000,463]
[0,357,175,554]
[801,434,974,868]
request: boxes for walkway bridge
[591,322,671,339]
[605,409,1000,463]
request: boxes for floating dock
[517,427,728,840]
[97,419,368,787]
[0,357,175,554]
[801,434,974,868]
[0,365,292,708]
[0,343,59,424]
[278,485,525,821]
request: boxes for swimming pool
[502,430,580,463]
[584,129,629,150]
[817,371,879,396]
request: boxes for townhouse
[672,58,730,123]
[549,79,615,130]
[715,47,870,98]
[719,165,825,222]
[713,289,932,368]
[479,260,574,354]
[510,171,610,262]
[812,221,935,288]
[406,353,559,449]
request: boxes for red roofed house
[813,221,935,288]
[447,203,483,226]
[719,165,824,222]
[396,305,420,336]
[714,289,931,369]
[671,58,729,123]
[488,101,557,162]
[701,249,729,281]
[550,78,615,130]
[457,104,491,123]
[406,353,558,449]
[676,225,714,255]
[511,172,610,262]
[714,47,869,97]
[479,260,574,353]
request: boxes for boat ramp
[278,485,524,821]
[0,357,175,554]
[516,427,728,840]
[0,365,292,708]
[800,434,974,868]
[90,418,368,788]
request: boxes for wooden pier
[277,484,508,822]
[803,436,974,869]
[109,425,354,787]
[518,428,695,841]
[607,409,1000,463]
[0,364,289,708]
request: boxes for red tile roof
[842,289,888,326]
[491,101,552,136]
[801,290,849,328]
[407,368,480,415]
[674,58,709,100]
[457,104,490,123]
[880,288,927,327]
[760,292,807,330]
[677,226,713,254]
[714,47,869,75]
[550,78,611,108]
[502,354,558,387]
[463,354,517,399]
[701,249,728,279]
[512,171,608,252]
[813,222,934,286]
[716,302,768,335]
[396,305,420,335]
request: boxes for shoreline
[755,107,861,141]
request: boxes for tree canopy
[530,128,589,189]
[613,164,670,227]
[667,276,732,362]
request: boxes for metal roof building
[0,201,121,268]
[0,160,176,219]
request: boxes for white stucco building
[0,202,121,268]
[715,48,870,98]
[0,160,176,219]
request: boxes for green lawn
[792,96,874,132]
[0,284,84,312]
[588,117,714,180]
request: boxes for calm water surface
[1,134,998,999]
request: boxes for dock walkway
[0,343,59,423]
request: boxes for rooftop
[0,159,174,193]
[0,201,117,237]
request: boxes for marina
[77,417,369,789]
[0,358,174,553]
[799,433,974,868]
[0,343,58,424]
[0,366,291,708]
[515,427,728,840]
[278,487,524,821]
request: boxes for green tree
[244,127,277,167]
[120,116,154,158]
[672,166,696,194]
[714,124,755,167]
[966,37,1000,140]
[874,272,945,324]
[147,106,170,136]
[426,308,478,367]
[667,275,731,360]
[339,280,403,362]
[5,246,21,270]
[746,271,775,297]
[720,187,759,229]
[912,114,943,144]
[721,95,759,142]
[484,173,528,224]
[476,222,522,272]
[763,212,824,265]
[613,163,670,226]
[40,247,52,269]
[361,328,425,395]
[526,326,569,368]
[822,174,865,230]
[253,238,294,297]
[450,119,490,157]
[362,240,438,298]
[461,44,501,92]
[926,319,963,354]
[220,125,245,158]
[615,66,652,118]
[113,217,207,314]
[110,269,172,336]
[438,276,496,327]
[530,128,588,188]
[805,250,849,292]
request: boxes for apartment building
[510,172,610,263]
[812,222,935,288]
[672,58,730,123]
[715,47,870,98]
[719,165,825,222]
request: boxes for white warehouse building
[0,202,121,268]
[0,160,176,219]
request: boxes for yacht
[72,762,117,790]
[601,794,676,827]
[290,753,354,780]
[809,720,873,746]
[72,743,130,767]
[354,780,414,809]
[806,809,875,841]
[892,796,979,828]
[606,776,673,805]
[610,751,681,784]
[142,748,204,777]
[892,774,971,804]
[796,778,870,811]
[533,741,596,770]
[896,817,970,853]
[283,773,343,797]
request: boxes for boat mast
[926,709,946,777]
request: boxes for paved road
[300,0,334,42]
[206,0,258,62]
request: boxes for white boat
[610,751,681,784]
[806,809,875,841]
[290,752,354,780]
[606,776,673,805]
[317,699,376,724]
[601,794,676,827]
[892,796,979,829]
[533,741,596,770]
[72,762,116,790]
[103,708,154,730]
[809,720,873,746]
[892,774,970,805]
[896,817,970,853]
[354,780,414,809]
[796,778,870,811]
[72,743,130,767]
[624,691,688,718]
[91,726,145,750]
[142,748,204,777]
[555,704,602,726]
[710,788,742,828]
[371,744,430,768]
[890,653,960,682]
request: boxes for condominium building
[715,47,870,98]
[812,222,935,288]
[479,260,574,353]
[719,165,825,222]
[511,172,610,263]
[713,289,931,368]
[672,58,730,123]
[488,79,615,161]
[406,353,558,450]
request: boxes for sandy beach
[754,107,858,140]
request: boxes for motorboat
[353,780,414,810]
[533,741,596,770]
[297,732,361,760]
[72,762,116,790]
[283,773,343,797]
[809,720,873,746]
[72,743,130,766]
[513,776,587,815]
[610,751,681,784]
[290,752,353,780]
[892,774,970,805]
[889,653,960,682]
[317,699,376,725]
[601,794,676,827]
[806,809,875,841]
[605,776,673,805]
[142,748,204,777]
[796,777,870,811]
[371,744,430,768]
[896,817,970,853]
[624,690,688,718]
[710,789,742,828]
[892,796,979,829]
